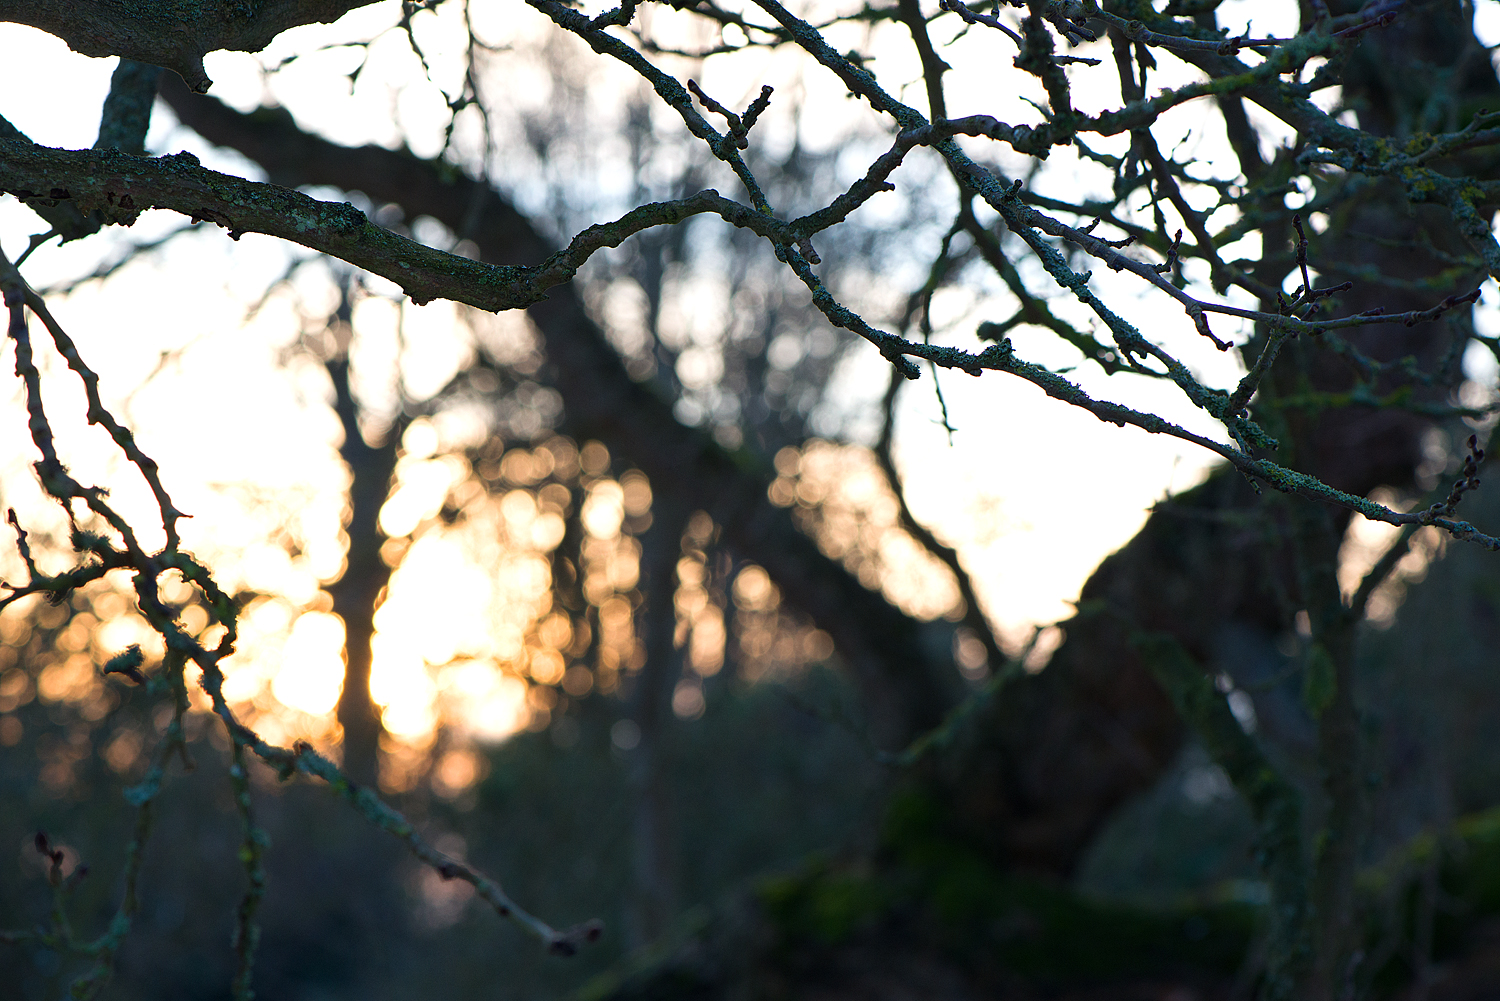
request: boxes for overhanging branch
[0,139,784,314]
[154,84,968,748]
[2,0,374,93]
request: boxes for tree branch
[155,83,968,748]
[2,0,374,93]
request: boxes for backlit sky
[1,1,1498,753]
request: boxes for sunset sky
[2,1,1497,757]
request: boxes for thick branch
[0,139,798,313]
[2,0,374,93]
[0,139,546,309]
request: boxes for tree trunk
[325,353,397,788]
[625,499,689,947]
[158,78,965,752]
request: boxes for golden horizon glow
[4,2,1497,802]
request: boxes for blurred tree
[2,2,1500,1000]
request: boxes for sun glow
[270,612,346,717]
[9,0,1482,809]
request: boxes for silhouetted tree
[2,2,1500,999]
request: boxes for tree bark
[325,354,397,789]
[2,0,371,93]
[625,498,689,948]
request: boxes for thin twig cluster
[1430,434,1487,519]
[0,240,596,998]
[2,0,1500,997]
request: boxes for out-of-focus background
[3,1,1500,998]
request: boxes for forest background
[2,0,1500,999]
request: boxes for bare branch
[2,0,375,92]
